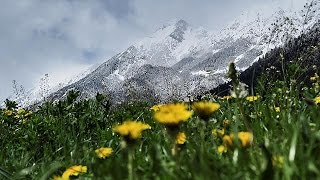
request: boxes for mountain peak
[169,19,189,42]
[175,19,189,28]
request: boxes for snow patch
[234,54,244,63]
[212,69,227,75]
[112,69,125,81]
[212,49,221,54]
[191,70,211,77]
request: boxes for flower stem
[128,149,133,180]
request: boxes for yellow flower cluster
[246,96,260,102]
[217,145,228,154]
[223,119,231,127]
[212,128,225,138]
[95,147,113,159]
[3,108,33,119]
[153,103,192,126]
[218,131,253,153]
[175,132,186,145]
[222,134,234,147]
[310,73,319,81]
[192,101,220,120]
[4,109,13,116]
[53,165,87,180]
[113,121,151,140]
[272,155,284,168]
[220,96,233,101]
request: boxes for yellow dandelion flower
[275,107,280,112]
[113,121,151,140]
[51,175,66,180]
[212,128,225,137]
[272,155,284,168]
[175,132,186,145]
[217,145,227,154]
[238,132,253,148]
[246,95,260,102]
[220,96,233,101]
[95,147,113,159]
[150,104,163,112]
[154,103,192,126]
[4,110,13,116]
[223,134,234,147]
[315,96,320,105]
[192,101,220,120]
[62,165,87,179]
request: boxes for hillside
[210,22,320,97]
[20,1,317,106]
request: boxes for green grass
[1,70,320,180]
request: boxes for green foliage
[4,99,18,110]
[1,68,320,179]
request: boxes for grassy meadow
[1,64,320,180]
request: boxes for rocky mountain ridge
[12,1,320,106]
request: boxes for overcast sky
[0,0,308,102]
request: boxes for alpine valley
[16,1,320,106]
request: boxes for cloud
[0,0,140,101]
[0,0,309,102]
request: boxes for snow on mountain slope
[133,19,213,67]
[13,1,320,106]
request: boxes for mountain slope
[41,1,320,104]
[210,22,320,97]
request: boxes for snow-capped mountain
[17,1,320,106]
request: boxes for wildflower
[220,96,233,101]
[315,96,320,105]
[4,110,13,116]
[61,165,87,179]
[230,82,249,98]
[24,111,33,117]
[275,107,280,112]
[246,95,260,102]
[212,128,225,137]
[257,112,262,116]
[223,119,231,127]
[223,134,234,147]
[192,101,220,121]
[310,73,319,81]
[150,104,163,112]
[154,103,192,126]
[17,109,26,115]
[95,147,113,159]
[217,145,227,154]
[272,155,284,168]
[310,76,317,81]
[52,176,65,180]
[238,132,253,148]
[113,121,151,140]
[175,132,186,145]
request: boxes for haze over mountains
[10,1,320,106]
